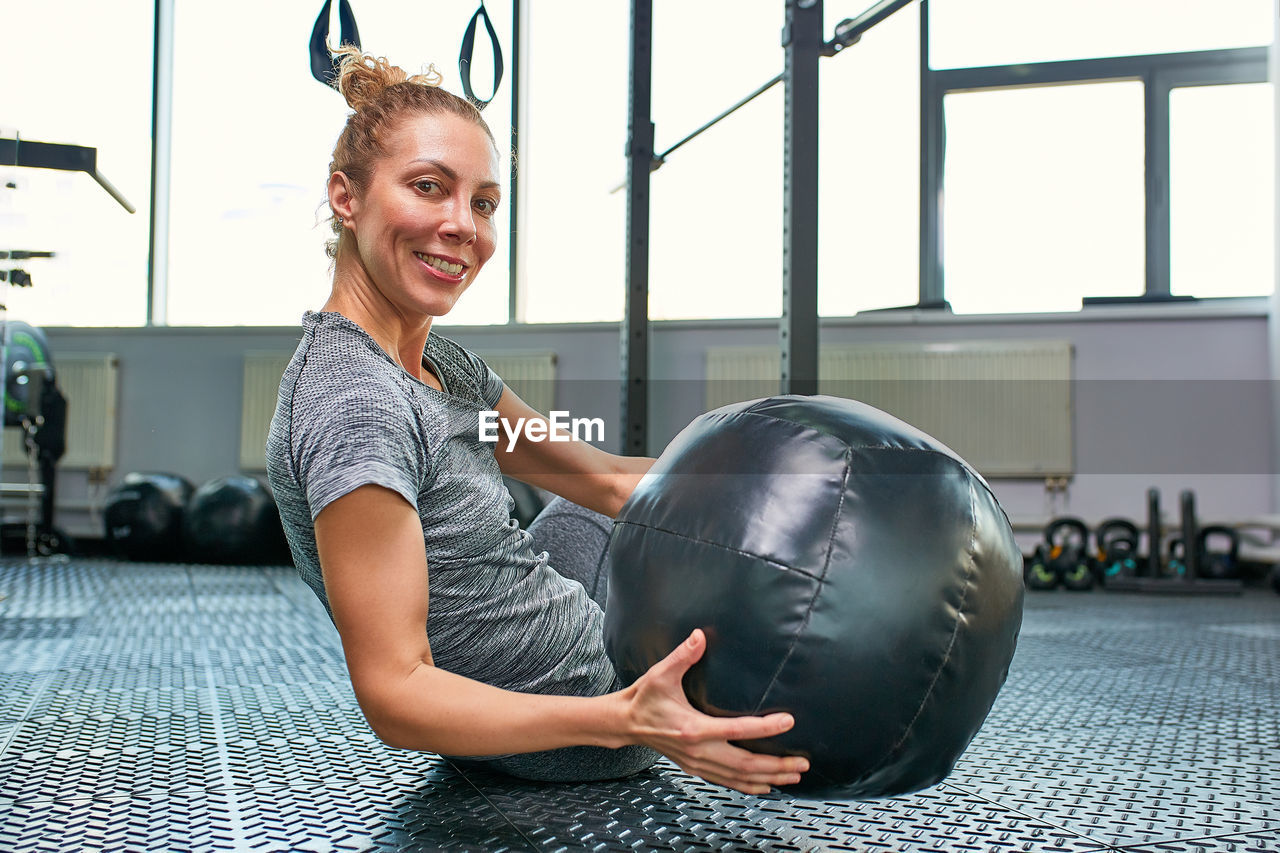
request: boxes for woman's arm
[315,483,809,794]
[488,387,651,517]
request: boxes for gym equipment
[104,472,194,561]
[619,0,917,453]
[309,0,362,89]
[1023,546,1058,590]
[0,136,135,212]
[4,320,53,424]
[0,318,69,556]
[1094,518,1140,583]
[308,0,505,108]
[604,395,1024,799]
[1107,489,1242,595]
[459,2,504,108]
[183,476,290,565]
[1050,517,1093,591]
[1196,526,1241,581]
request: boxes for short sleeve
[462,348,505,408]
[292,382,426,521]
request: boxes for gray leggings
[450,496,661,783]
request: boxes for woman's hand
[619,629,810,795]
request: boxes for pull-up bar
[0,137,136,213]
[620,0,917,453]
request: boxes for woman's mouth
[414,252,467,278]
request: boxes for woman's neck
[324,270,433,383]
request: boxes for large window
[167,0,512,327]
[1,2,154,326]
[942,83,1146,314]
[1170,82,1275,297]
[925,0,1273,313]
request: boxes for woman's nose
[440,196,477,244]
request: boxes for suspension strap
[310,0,362,90]
[458,2,503,108]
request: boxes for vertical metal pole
[781,0,822,396]
[918,0,945,305]
[507,0,522,322]
[1145,71,1172,298]
[622,0,654,455]
[147,0,174,326]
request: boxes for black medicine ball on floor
[104,472,194,561]
[184,476,289,565]
[605,395,1025,799]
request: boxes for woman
[265,47,808,795]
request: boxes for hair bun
[332,44,443,112]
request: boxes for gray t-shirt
[265,311,616,699]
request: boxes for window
[1170,82,1275,298]
[930,0,1273,69]
[167,0,512,326]
[518,0,630,324]
[1,1,154,326]
[941,82,1146,314]
[819,0,919,316]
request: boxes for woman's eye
[415,180,439,194]
[474,198,498,216]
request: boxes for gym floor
[1,557,1277,852]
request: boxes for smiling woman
[263,47,810,795]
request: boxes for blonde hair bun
[332,44,443,112]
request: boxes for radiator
[239,352,294,471]
[237,350,559,471]
[476,351,557,416]
[3,353,119,470]
[705,341,1074,478]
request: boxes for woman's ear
[328,171,357,224]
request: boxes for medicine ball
[183,476,289,565]
[605,395,1024,799]
[3,320,54,427]
[104,472,194,561]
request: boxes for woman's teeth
[415,252,464,275]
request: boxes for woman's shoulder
[293,313,415,413]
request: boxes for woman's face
[341,112,502,319]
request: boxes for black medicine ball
[184,476,289,565]
[605,395,1024,799]
[104,472,195,561]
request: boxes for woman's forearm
[368,661,633,755]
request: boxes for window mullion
[1145,67,1172,298]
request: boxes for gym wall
[5,302,1270,544]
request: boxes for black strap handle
[310,0,362,90]
[458,3,503,108]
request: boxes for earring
[338,217,345,224]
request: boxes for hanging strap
[458,2,503,108]
[310,0,362,90]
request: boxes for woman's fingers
[648,629,707,684]
[678,742,810,794]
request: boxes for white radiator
[3,352,118,471]
[705,341,1074,478]
[237,350,559,471]
[240,352,294,471]
[477,351,557,416]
